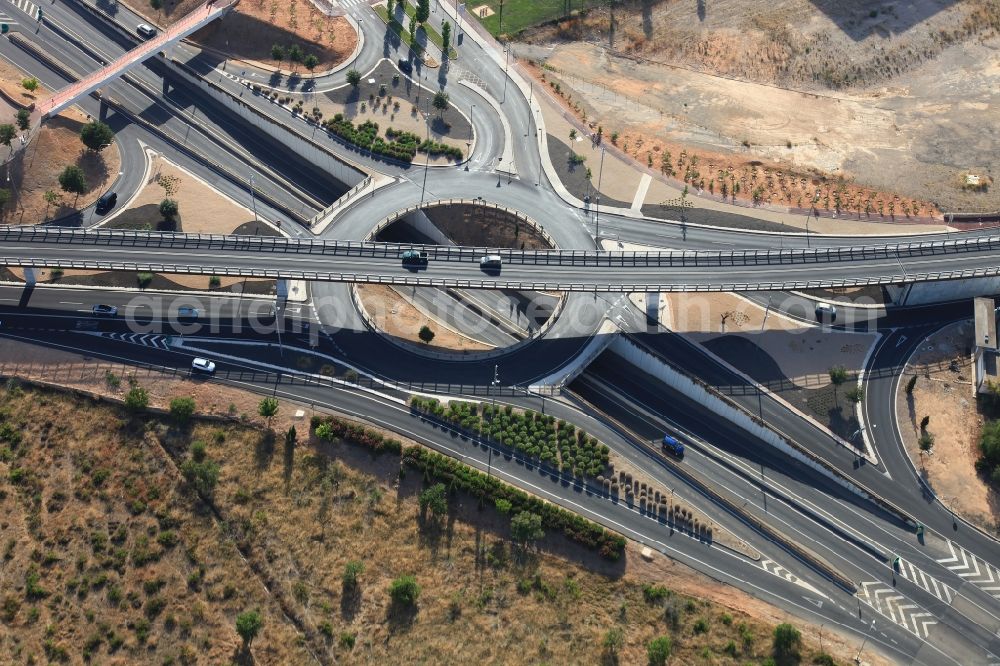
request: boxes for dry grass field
[0,381,862,665]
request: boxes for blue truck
[662,434,684,457]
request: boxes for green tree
[288,44,303,65]
[270,44,284,64]
[386,0,394,15]
[347,69,361,86]
[235,610,262,649]
[828,365,848,386]
[433,90,450,116]
[603,626,624,659]
[342,560,364,588]
[258,397,279,429]
[180,459,220,497]
[159,198,179,220]
[441,20,452,55]
[58,165,87,196]
[510,511,544,547]
[415,0,429,23]
[982,420,1000,469]
[773,623,801,660]
[79,121,115,152]
[21,77,39,92]
[15,109,30,131]
[0,189,10,210]
[647,635,672,666]
[388,575,420,607]
[0,124,15,147]
[845,386,865,404]
[169,396,196,423]
[418,325,435,344]
[495,498,512,515]
[408,16,417,41]
[418,483,447,519]
[124,386,149,413]
[303,53,319,73]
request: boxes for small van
[95,192,117,214]
[137,23,157,39]
[815,301,837,323]
[479,255,502,272]
[662,435,684,457]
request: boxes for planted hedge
[322,117,464,164]
[309,413,626,561]
[410,397,611,480]
[311,415,403,455]
[403,446,626,561]
[324,115,417,163]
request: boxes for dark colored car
[92,304,118,317]
[397,58,412,74]
[400,250,428,267]
[95,192,117,215]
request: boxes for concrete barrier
[610,333,916,527]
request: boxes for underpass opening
[355,201,566,356]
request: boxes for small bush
[339,631,356,649]
[388,575,420,607]
[169,397,196,423]
[137,272,154,289]
[647,635,672,665]
[124,386,149,413]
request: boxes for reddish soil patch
[148,0,357,72]
[5,114,122,225]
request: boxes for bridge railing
[3,226,1000,268]
[3,255,1000,292]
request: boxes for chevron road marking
[759,559,825,596]
[100,332,171,351]
[898,557,955,605]
[937,541,1000,599]
[858,581,937,639]
[10,0,37,19]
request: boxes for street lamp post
[595,146,605,244]
[855,619,875,664]
[501,42,510,104]
[249,174,258,224]
[465,103,474,171]
[419,96,432,206]
[488,364,500,480]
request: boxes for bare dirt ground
[518,0,1000,214]
[0,340,888,665]
[0,53,121,224]
[145,0,357,72]
[895,320,997,531]
[357,283,493,352]
[4,114,122,225]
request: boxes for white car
[191,358,216,374]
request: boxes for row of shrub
[308,413,625,560]
[410,397,611,479]
[403,446,626,560]
[324,115,417,163]
[417,139,463,160]
[311,415,403,455]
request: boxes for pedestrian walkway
[38,0,237,118]
[631,173,651,211]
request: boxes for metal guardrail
[3,254,1000,292]
[4,226,1000,267]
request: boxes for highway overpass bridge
[37,0,237,118]
[3,227,1000,293]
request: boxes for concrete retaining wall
[609,334,913,524]
[168,58,365,189]
[887,277,1000,306]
